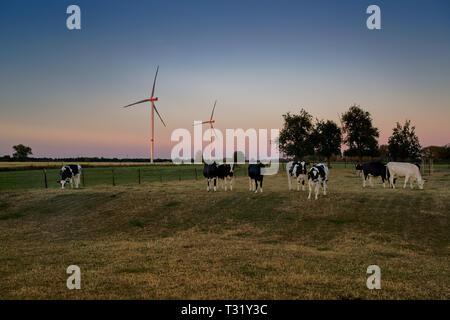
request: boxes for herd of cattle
[58,160,425,200]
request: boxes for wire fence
[0,162,448,191]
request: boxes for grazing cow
[355,163,363,177]
[362,161,389,188]
[217,164,234,191]
[387,162,424,189]
[286,161,308,191]
[307,163,329,200]
[203,162,218,192]
[248,163,265,193]
[59,164,82,189]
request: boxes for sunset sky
[1,0,449,158]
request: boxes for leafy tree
[388,120,421,161]
[12,144,32,160]
[312,120,342,167]
[341,105,379,163]
[279,109,314,160]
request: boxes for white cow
[386,162,424,189]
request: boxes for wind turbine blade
[151,65,159,99]
[212,126,217,137]
[192,121,210,126]
[123,99,151,108]
[210,100,217,121]
[153,103,166,127]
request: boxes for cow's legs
[207,178,210,192]
[70,178,73,189]
[75,174,80,188]
[230,177,233,191]
[249,177,252,191]
[382,177,386,188]
[254,180,258,193]
[213,177,217,192]
[314,181,320,200]
[403,175,409,189]
[296,176,300,191]
[390,175,395,189]
[363,174,367,188]
[61,181,65,189]
[301,176,306,191]
[287,174,292,191]
[260,179,263,193]
[308,180,313,199]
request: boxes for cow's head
[308,167,319,181]
[300,161,308,174]
[59,166,72,189]
[418,178,425,189]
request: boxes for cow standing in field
[307,163,329,200]
[362,161,389,188]
[248,163,265,193]
[217,164,234,191]
[286,161,308,191]
[387,162,424,189]
[203,162,218,192]
[59,164,82,189]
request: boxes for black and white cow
[286,161,308,191]
[355,163,363,177]
[59,164,82,189]
[217,164,234,191]
[362,161,389,188]
[203,162,218,192]
[248,163,265,193]
[307,163,329,200]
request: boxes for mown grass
[0,167,448,299]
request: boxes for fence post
[43,169,48,189]
[138,168,141,184]
[112,169,115,186]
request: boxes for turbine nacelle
[150,97,158,102]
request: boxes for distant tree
[341,105,379,163]
[279,109,314,160]
[440,144,450,160]
[388,120,421,161]
[312,120,342,167]
[12,144,32,160]
[378,144,389,160]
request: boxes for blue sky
[0,0,449,158]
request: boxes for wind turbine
[122,66,166,163]
[194,100,217,160]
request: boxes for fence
[1,162,449,191]
[0,165,248,191]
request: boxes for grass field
[0,165,448,299]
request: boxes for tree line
[279,104,448,166]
